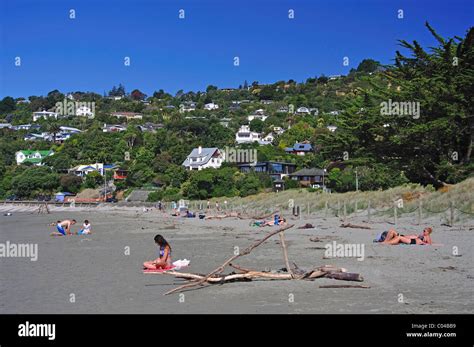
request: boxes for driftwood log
[162,224,295,295]
[340,223,371,230]
[204,210,279,220]
[144,223,365,294]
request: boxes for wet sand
[0,207,472,314]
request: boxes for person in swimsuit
[50,219,76,236]
[143,234,172,270]
[382,227,433,245]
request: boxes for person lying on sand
[183,210,195,218]
[50,219,76,236]
[143,234,173,270]
[382,227,433,245]
[171,208,180,217]
[253,216,287,227]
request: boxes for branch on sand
[144,223,365,295]
[340,223,372,230]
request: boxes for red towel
[143,265,175,273]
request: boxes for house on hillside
[103,124,127,133]
[15,150,54,165]
[289,168,326,187]
[247,113,268,122]
[182,146,224,171]
[76,105,95,118]
[273,126,285,135]
[136,123,163,133]
[219,118,232,128]
[238,161,297,180]
[181,101,196,112]
[32,110,59,122]
[235,125,269,145]
[111,112,143,120]
[204,102,219,110]
[113,168,128,180]
[285,142,313,156]
[296,107,311,115]
[69,163,104,177]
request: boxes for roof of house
[237,161,296,167]
[111,112,142,116]
[285,143,313,152]
[182,147,221,168]
[289,168,325,177]
[18,150,53,156]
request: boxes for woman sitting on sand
[382,227,433,245]
[143,234,172,270]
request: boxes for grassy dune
[202,178,474,223]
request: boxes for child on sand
[143,234,173,270]
[77,220,92,235]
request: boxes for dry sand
[0,206,472,314]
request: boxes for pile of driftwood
[144,224,366,295]
[203,210,278,220]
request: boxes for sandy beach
[0,206,472,314]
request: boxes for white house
[247,110,268,122]
[15,150,54,165]
[103,124,127,133]
[106,95,124,101]
[0,123,11,129]
[33,110,59,122]
[273,126,285,135]
[204,102,219,110]
[296,107,311,115]
[327,125,338,132]
[236,125,262,144]
[69,163,104,177]
[76,106,95,118]
[182,147,224,170]
[262,133,275,144]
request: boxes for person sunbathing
[256,216,287,227]
[382,227,433,245]
[143,234,172,270]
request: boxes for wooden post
[450,201,454,226]
[325,201,328,218]
[279,232,294,278]
[337,200,341,218]
[355,200,358,214]
[367,200,371,223]
[394,201,398,225]
[343,200,347,222]
[307,202,310,217]
[418,200,422,225]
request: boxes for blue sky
[0,0,472,98]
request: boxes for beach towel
[142,259,190,273]
[143,265,176,273]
